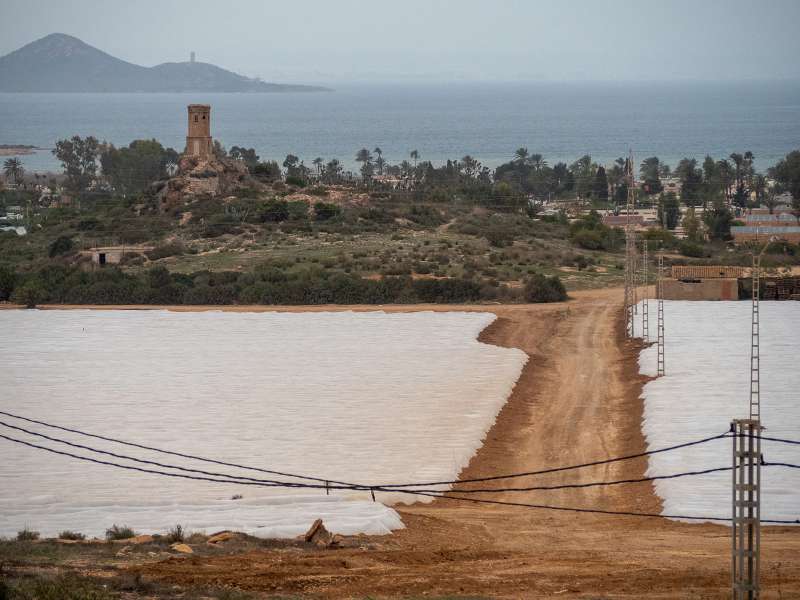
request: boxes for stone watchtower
[185,104,213,159]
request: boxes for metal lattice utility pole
[731,241,769,600]
[750,254,761,421]
[624,151,636,338]
[732,419,761,600]
[641,241,649,342]
[656,253,665,377]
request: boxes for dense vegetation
[2,141,800,306]
[5,264,568,307]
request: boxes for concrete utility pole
[624,151,637,338]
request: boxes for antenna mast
[624,150,636,338]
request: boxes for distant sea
[1,81,799,173]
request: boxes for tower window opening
[194,115,198,122]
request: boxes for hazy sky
[2,0,799,84]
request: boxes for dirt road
[136,289,799,598]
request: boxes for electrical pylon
[624,151,636,338]
[749,253,761,421]
[656,252,665,377]
[641,241,649,342]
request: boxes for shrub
[485,226,514,248]
[146,242,184,260]
[48,235,74,257]
[307,186,329,196]
[314,202,341,221]
[165,524,184,544]
[679,240,708,258]
[286,200,309,220]
[58,530,86,541]
[285,175,306,187]
[571,228,604,250]
[11,280,45,308]
[6,574,111,600]
[0,264,17,301]
[523,274,567,303]
[251,160,282,181]
[105,524,136,541]
[16,527,40,541]
[259,199,289,222]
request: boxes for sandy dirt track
[15,291,799,598]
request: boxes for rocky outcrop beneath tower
[156,155,254,211]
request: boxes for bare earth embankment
[5,290,800,598]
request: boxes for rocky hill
[0,34,329,93]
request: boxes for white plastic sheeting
[0,309,527,539]
[634,300,800,523]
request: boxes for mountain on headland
[0,33,330,93]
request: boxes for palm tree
[324,158,342,182]
[312,157,323,175]
[410,149,419,168]
[356,148,373,183]
[514,147,529,164]
[3,158,24,185]
[374,147,385,175]
[530,153,546,171]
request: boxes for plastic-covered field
[634,300,800,523]
[0,310,527,539]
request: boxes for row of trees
[13,134,800,213]
[48,136,179,195]
[3,263,566,307]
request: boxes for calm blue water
[1,81,799,173]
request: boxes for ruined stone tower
[185,104,212,159]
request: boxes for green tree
[675,158,702,207]
[100,139,178,195]
[523,273,567,303]
[53,136,100,192]
[324,158,343,182]
[592,166,609,200]
[514,147,529,165]
[639,157,663,195]
[658,192,680,229]
[3,157,24,185]
[356,148,373,182]
[769,150,800,209]
[681,207,702,241]
[49,235,74,257]
[569,155,596,199]
[703,199,734,240]
[373,147,385,175]
[252,160,282,181]
[0,265,17,301]
[11,280,45,308]
[229,146,260,168]
[410,149,419,168]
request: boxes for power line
[0,410,731,488]
[380,431,732,488]
[3,431,797,525]
[0,418,742,495]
